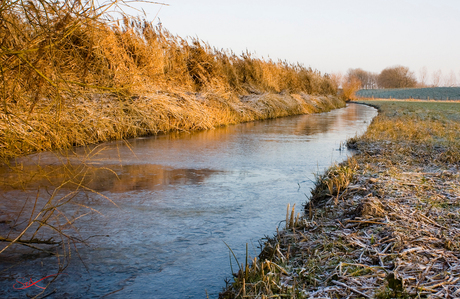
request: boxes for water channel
[0,103,377,298]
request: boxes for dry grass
[220,100,460,298]
[0,0,340,162]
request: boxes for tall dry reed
[0,0,340,162]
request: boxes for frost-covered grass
[220,100,460,298]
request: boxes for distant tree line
[330,65,459,101]
[345,66,417,90]
[329,65,418,100]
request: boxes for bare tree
[445,70,457,87]
[347,68,378,89]
[418,66,428,87]
[432,70,442,87]
[377,66,417,89]
[368,73,379,89]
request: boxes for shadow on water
[0,103,377,298]
[0,163,222,193]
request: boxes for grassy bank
[220,100,460,298]
[0,0,341,162]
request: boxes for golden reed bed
[0,0,341,162]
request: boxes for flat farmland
[357,87,460,100]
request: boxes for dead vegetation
[0,0,340,162]
[220,100,460,298]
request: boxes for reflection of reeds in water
[0,146,128,298]
[0,146,115,254]
[0,161,221,193]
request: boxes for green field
[356,87,460,100]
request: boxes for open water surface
[0,103,377,298]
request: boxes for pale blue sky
[123,0,460,84]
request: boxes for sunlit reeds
[0,0,340,163]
